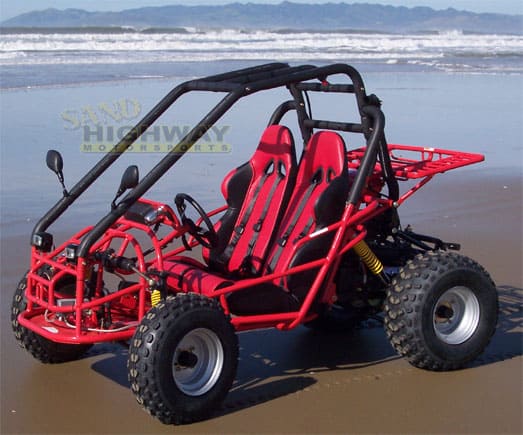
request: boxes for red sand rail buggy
[12,63,498,424]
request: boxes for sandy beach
[1,42,522,433]
[1,167,521,434]
[1,6,523,433]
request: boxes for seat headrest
[297,131,347,185]
[251,125,295,166]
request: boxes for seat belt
[241,162,286,274]
[266,170,322,273]
[219,160,273,266]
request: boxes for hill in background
[2,2,522,34]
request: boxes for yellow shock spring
[150,289,162,307]
[353,240,384,275]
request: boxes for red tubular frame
[19,144,484,344]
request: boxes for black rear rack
[31,62,397,257]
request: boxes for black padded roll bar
[268,100,299,126]
[33,64,296,238]
[32,82,193,237]
[30,62,394,257]
[303,119,364,133]
[347,105,385,205]
[76,91,240,257]
[296,83,356,94]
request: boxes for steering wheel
[174,193,218,249]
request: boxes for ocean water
[1,27,523,88]
[0,27,522,239]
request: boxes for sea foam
[0,28,521,74]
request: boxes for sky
[1,0,522,21]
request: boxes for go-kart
[12,63,498,424]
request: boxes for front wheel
[11,275,92,363]
[384,251,498,371]
[128,293,238,424]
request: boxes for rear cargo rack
[347,144,484,179]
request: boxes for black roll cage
[31,62,399,258]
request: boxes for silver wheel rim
[433,286,480,345]
[172,328,224,396]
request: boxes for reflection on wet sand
[1,163,522,434]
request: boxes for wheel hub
[172,328,224,396]
[432,286,480,345]
[435,304,454,322]
[176,349,198,369]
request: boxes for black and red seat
[226,130,350,314]
[160,124,297,292]
[161,126,350,315]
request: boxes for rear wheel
[384,251,498,370]
[11,275,92,363]
[128,293,238,424]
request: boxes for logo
[61,98,231,153]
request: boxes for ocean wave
[1,29,521,53]
[1,26,520,36]
[0,28,521,75]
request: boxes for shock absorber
[149,272,168,307]
[353,240,389,285]
[150,289,162,307]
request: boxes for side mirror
[46,150,64,181]
[119,165,139,193]
[112,165,139,209]
[46,149,68,196]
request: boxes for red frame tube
[20,145,484,344]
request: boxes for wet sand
[1,169,521,434]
